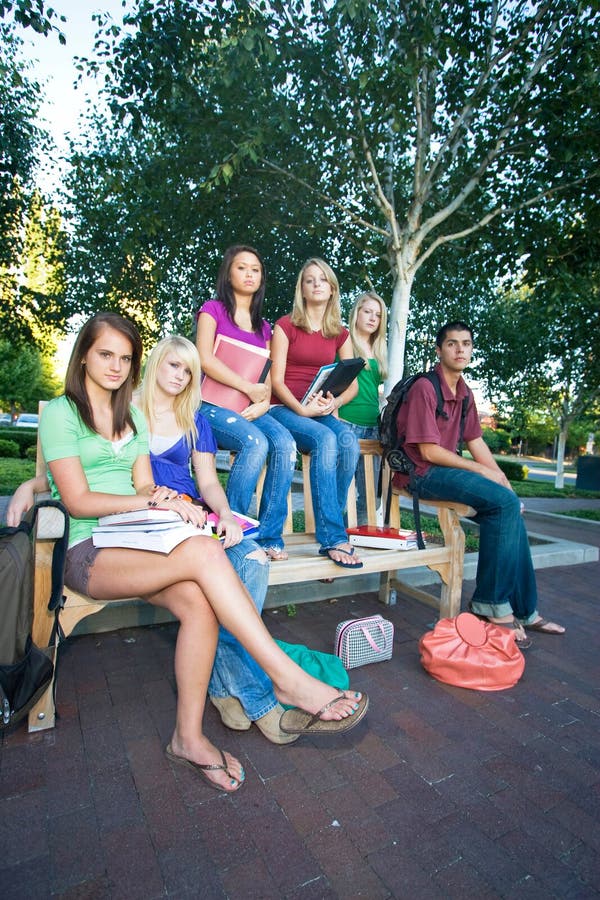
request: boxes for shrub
[495,457,528,481]
[25,445,38,461]
[482,426,511,454]
[0,438,20,458]
[0,428,38,458]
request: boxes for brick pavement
[1,518,599,898]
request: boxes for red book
[201,335,271,413]
[346,525,421,550]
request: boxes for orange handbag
[419,612,525,691]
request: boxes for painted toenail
[354,692,360,698]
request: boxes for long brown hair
[65,312,143,436]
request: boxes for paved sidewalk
[1,507,599,898]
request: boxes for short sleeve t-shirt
[198,299,271,349]
[149,411,217,498]
[39,396,149,546]
[272,315,349,403]
[392,363,481,487]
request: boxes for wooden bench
[28,438,473,732]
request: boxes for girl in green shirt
[339,292,388,523]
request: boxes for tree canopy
[66,0,599,385]
[0,24,44,270]
[0,0,65,42]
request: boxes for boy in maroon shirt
[395,321,564,647]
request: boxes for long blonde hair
[290,258,343,339]
[139,335,201,447]
[348,291,388,380]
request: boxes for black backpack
[379,371,471,549]
[0,500,68,729]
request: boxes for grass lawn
[560,508,600,522]
[513,480,600,499]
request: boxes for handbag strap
[361,622,388,653]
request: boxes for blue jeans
[201,403,296,552]
[342,422,380,525]
[269,406,360,549]
[414,466,538,624]
[208,538,276,719]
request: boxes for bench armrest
[34,494,67,540]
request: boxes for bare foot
[169,733,245,792]
[265,546,289,561]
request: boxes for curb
[524,509,600,527]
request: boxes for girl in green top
[339,292,388,524]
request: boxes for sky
[19,0,131,191]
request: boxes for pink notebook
[201,335,271,413]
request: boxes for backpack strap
[457,391,471,456]
[24,500,69,614]
[422,370,448,421]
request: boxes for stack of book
[92,508,214,554]
[92,507,260,553]
[346,525,421,550]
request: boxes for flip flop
[494,620,532,650]
[165,744,244,793]
[279,692,369,735]
[525,617,566,635]
[319,545,364,569]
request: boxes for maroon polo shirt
[392,363,481,489]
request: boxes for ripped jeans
[208,538,276,719]
[200,402,296,552]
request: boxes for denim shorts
[64,538,102,597]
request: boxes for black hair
[435,321,473,347]
[215,244,266,333]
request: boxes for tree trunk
[385,263,415,395]
[554,427,567,489]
